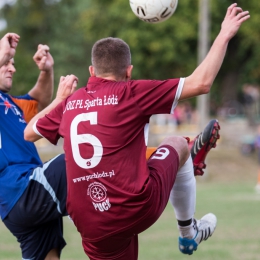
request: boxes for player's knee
[160,136,189,168]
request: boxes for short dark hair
[91,37,131,79]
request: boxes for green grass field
[1,125,260,259]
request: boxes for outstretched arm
[180,3,250,100]
[28,44,55,111]
[24,74,78,142]
[0,33,20,67]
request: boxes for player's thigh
[148,144,179,202]
[130,144,179,233]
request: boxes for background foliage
[1,0,260,112]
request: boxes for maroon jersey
[35,76,183,241]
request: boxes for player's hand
[220,3,250,41]
[56,75,78,102]
[0,33,20,64]
[33,44,54,72]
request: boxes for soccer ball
[129,0,178,23]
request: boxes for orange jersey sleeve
[11,97,38,123]
[146,147,156,159]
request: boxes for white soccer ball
[129,0,178,23]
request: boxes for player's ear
[89,66,96,76]
[126,65,133,80]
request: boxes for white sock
[169,155,196,236]
[178,222,195,239]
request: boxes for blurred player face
[0,58,16,93]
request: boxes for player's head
[89,37,133,81]
[0,58,16,93]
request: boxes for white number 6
[70,112,103,169]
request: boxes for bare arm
[0,33,20,67]
[24,75,78,142]
[28,44,55,111]
[180,3,250,101]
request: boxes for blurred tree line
[1,0,259,113]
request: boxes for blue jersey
[0,91,42,220]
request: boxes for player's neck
[98,75,128,82]
[101,75,117,81]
